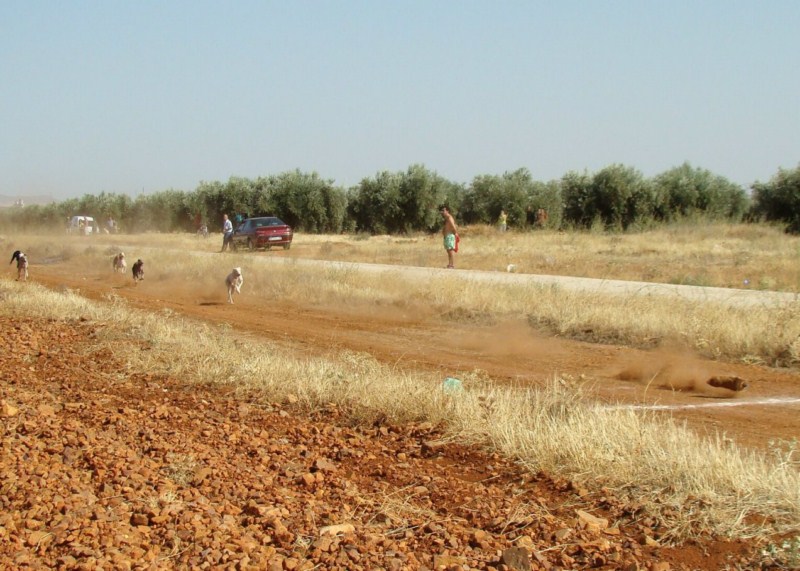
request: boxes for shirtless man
[440,206,459,269]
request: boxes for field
[2,225,799,570]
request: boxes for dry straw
[16,231,800,366]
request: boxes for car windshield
[253,218,283,228]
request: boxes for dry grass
[256,222,800,292]
[10,232,799,366]
[1,279,798,541]
[6,220,799,290]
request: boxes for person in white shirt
[221,214,234,252]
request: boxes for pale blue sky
[2,1,798,200]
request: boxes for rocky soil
[0,316,779,570]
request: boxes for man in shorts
[441,206,459,269]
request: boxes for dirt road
[24,255,800,455]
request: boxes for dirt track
[26,258,800,454]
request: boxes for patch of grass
[163,453,198,486]
[668,274,713,287]
[761,536,800,570]
[15,220,800,291]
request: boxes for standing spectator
[498,209,508,232]
[440,205,459,269]
[221,214,234,252]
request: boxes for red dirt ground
[29,262,800,454]
[2,260,798,569]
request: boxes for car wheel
[247,238,255,251]
[283,243,291,250]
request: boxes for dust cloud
[449,320,567,361]
[145,270,228,306]
[612,348,744,397]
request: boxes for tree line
[3,162,799,234]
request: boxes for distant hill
[0,195,56,208]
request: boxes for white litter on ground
[602,396,800,412]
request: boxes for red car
[231,217,293,251]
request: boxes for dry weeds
[12,232,798,365]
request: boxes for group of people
[190,212,233,248]
[66,216,119,235]
[442,205,549,269]
[210,206,545,270]
[499,207,548,232]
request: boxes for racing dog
[707,376,749,392]
[132,259,144,283]
[226,267,243,304]
[112,252,127,273]
[9,250,28,281]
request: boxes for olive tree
[750,164,800,233]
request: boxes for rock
[501,546,532,570]
[36,404,56,416]
[433,554,467,568]
[644,535,660,547]
[471,529,489,545]
[515,536,534,549]
[193,467,212,485]
[130,513,149,526]
[0,401,19,417]
[27,530,52,548]
[553,528,572,541]
[313,457,336,473]
[319,523,355,536]
[311,535,333,552]
[576,509,609,530]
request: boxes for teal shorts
[443,233,456,251]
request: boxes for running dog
[226,267,243,304]
[9,250,28,281]
[707,376,749,392]
[132,259,144,283]
[112,252,127,273]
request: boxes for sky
[2,1,798,201]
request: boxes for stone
[319,523,355,536]
[576,509,609,530]
[0,400,19,417]
[501,546,531,571]
[433,554,467,568]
